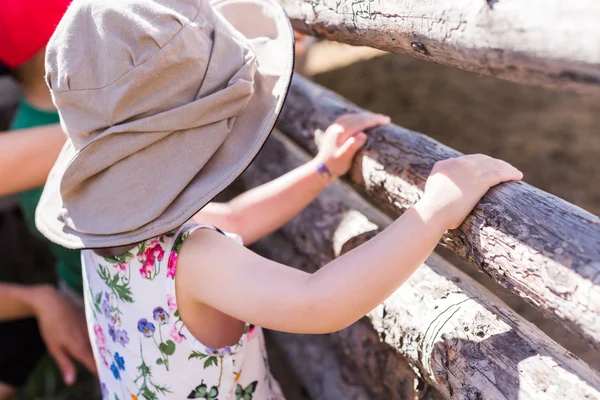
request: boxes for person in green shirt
[11,102,84,295]
[0,1,95,397]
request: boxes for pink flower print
[247,324,257,341]
[169,325,185,344]
[155,246,165,261]
[139,264,153,279]
[115,262,127,271]
[98,346,109,367]
[94,324,106,346]
[167,294,177,312]
[137,238,157,263]
[167,251,177,278]
[138,242,165,279]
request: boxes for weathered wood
[277,74,600,351]
[281,0,600,94]
[254,232,426,400]
[240,131,600,399]
[270,330,381,400]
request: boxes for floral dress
[82,223,285,400]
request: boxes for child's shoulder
[172,222,244,248]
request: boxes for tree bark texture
[281,0,600,94]
[276,74,600,352]
[254,232,428,400]
[239,131,600,399]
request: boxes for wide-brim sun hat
[36,0,294,249]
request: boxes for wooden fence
[282,0,600,94]
[236,3,600,398]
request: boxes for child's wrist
[314,160,336,186]
[413,197,448,231]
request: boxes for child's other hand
[418,154,523,230]
[316,113,390,176]
[294,30,308,56]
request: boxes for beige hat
[36,0,294,249]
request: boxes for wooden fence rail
[282,0,600,93]
[241,132,600,399]
[276,74,600,351]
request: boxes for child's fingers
[335,133,367,158]
[335,113,390,142]
[483,166,523,186]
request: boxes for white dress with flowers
[82,223,285,400]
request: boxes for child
[0,0,96,396]
[36,0,523,398]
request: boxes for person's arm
[193,113,390,244]
[178,154,523,334]
[0,283,41,320]
[0,283,96,385]
[0,124,65,196]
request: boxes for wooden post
[240,131,600,399]
[281,0,600,94]
[276,74,600,351]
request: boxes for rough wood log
[281,0,600,94]
[239,131,600,399]
[254,232,427,399]
[269,330,380,400]
[276,74,600,351]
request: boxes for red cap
[0,0,72,68]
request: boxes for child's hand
[316,113,390,176]
[418,154,523,230]
[294,31,308,56]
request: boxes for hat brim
[36,0,295,249]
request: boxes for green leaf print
[93,291,102,315]
[113,281,134,303]
[156,358,163,365]
[138,241,147,255]
[188,351,207,360]
[154,384,170,395]
[203,357,218,369]
[97,264,134,303]
[188,351,220,370]
[135,342,171,399]
[172,232,189,254]
[104,251,134,264]
[140,387,158,400]
[159,340,176,356]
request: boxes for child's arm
[0,283,96,384]
[193,113,390,244]
[0,124,65,196]
[178,154,523,334]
